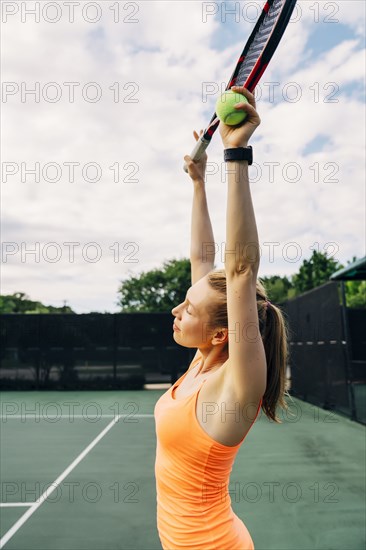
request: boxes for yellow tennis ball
[215,90,248,125]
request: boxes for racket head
[204,0,297,140]
[185,0,297,169]
[231,0,297,91]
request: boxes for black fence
[281,281,366,424]
[0,313,194,390]
[1,287,365,425]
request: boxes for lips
[173,323,180,331]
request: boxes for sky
[1,0,365,313]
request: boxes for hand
[219,87,261,149]
[184,129,208,183]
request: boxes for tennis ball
[215,90,248,125]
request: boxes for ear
[211,327,229,346]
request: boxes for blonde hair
[206,268,292,423]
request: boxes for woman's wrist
[223,141,248,149]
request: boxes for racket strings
[236,0,285,86]
[194,0,296,155]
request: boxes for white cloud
[1,1,365,312]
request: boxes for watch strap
[224,146,253,165]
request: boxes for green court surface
[0,391,365,550]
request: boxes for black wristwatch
[224,146,253,165]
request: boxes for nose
[171,302,181,316]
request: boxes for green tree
[345,280,366,308]
[342,256,366,308]
[259,275,294,304]
[0,295,17,313]
[117,258,191,312]
[291,250,343,295]
[0,293,75,314]
[116,253,364,313]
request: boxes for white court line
[0,414,122,549]
[0,503,33,508]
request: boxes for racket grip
[183,136,210,173]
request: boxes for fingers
[229,89,260,126]
[184,155,194,176]
[184,153,207,164]
[193,129,204,141]
[234,101,260,122]
[186,130,208,168]
[230,86,256,108]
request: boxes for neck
[194,347,228,377]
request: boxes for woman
[154,87,290,550]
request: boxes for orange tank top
[154,356,262,550]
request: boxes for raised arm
[184,130,215,285]
[220,87,267,402]
[222,91,261,277]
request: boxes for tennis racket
[183,0,297,172]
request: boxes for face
[171,276,219,349]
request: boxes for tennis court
[1,390,365,550]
